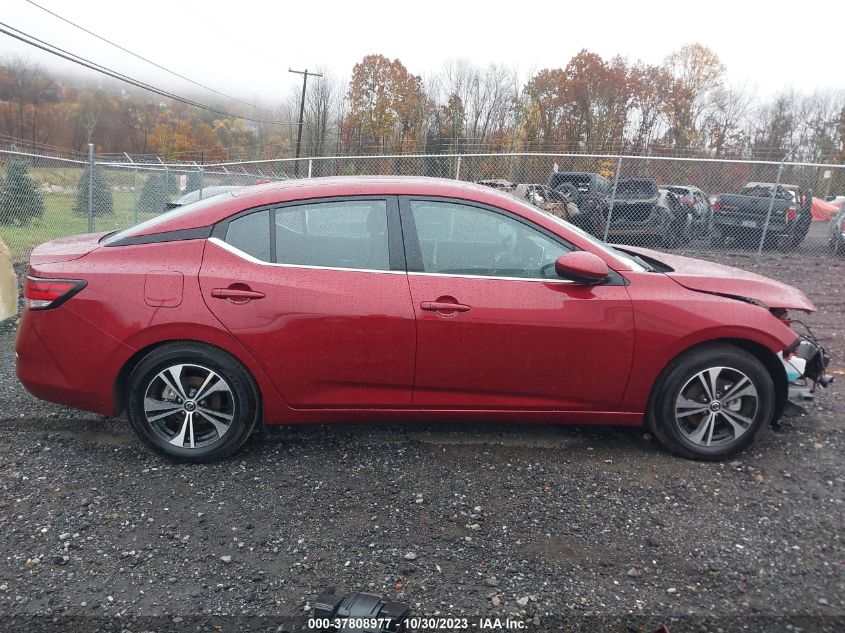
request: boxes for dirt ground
[0,246,842,633]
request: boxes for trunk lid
[29,232,108,266]
[618,245,816,311]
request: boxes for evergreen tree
[185,170,202,193]
[74,165,114,217]
[0,156,45,226]
[138,170,178,212]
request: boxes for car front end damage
[778,320,833,411]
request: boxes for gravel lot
[0,251,843,632]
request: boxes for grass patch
[1,192,159,263]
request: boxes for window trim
[212,195,405,272]
[207,237,407,275]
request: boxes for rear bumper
[16,304,133,416]
[713,216,788,232]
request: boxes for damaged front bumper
[779,334,834,405]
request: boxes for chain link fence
[2,147,844,266]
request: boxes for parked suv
[605,178,691,248]
[547,172,611,234]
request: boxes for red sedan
[16,177,831,462]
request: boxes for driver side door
[400,197,635,410]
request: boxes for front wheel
[126,343,260,462]
[647,345,775,460]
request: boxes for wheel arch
[113,339,266,424]
[647,337,788,423]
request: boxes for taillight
[24,276,87,310]
[712,200,721,211]
[786,206,797,221]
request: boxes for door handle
[420,301,471,313]
[211,287,265,302]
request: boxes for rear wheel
[647,345,774,460]
[126,343,260,462]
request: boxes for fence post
[455,154,462,180]
[198,165,204,200]
[757,153,791,259]
[87,143,94,233]
[124,152,138,223]
[308,158,313,178]
[603,155,623,242]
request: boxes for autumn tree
[627,63,669,153]
[661,43,726,152]
[525,51,636,152]
[750,92,797,161]
[437,60,517,151]
[1,56,55,144]
[701,85,751,157]
[345,54,427,153]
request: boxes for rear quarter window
[225,210,271,261]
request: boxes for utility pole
[288,68,322,177]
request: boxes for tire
[646,344,775,461]
[126,342,260,462]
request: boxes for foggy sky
[2,0,843,110]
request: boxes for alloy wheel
[143,363,235,449]
[674,366,759,448]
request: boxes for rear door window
[274,199,390,270]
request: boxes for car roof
[113,176,535,237]
[105,175,639,272]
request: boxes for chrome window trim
[209,237,576,283]
[407,271,574,284]
[207,237,405,275]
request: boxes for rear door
[199,196,416,408]
[399,196,634,409]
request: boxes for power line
[0,20,293,126]
[22,0,279,118]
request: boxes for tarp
[812,197,839,221]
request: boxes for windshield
[101,192,232,245]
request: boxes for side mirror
[554,251,609,284]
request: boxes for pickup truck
[711,183,811,250]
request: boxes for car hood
[619,246,816,311]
